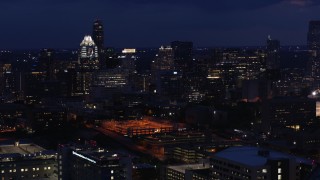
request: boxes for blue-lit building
[210,146,313,180]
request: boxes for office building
[76,35,99,95]
[0,141,57,180]
[79,35,99,70]
[92,20,104,50]
[119,48,137,74]
[307,21,320,51]
[152,46,175,72]
[262,97,316,134]
[266,36,280,70]
[171,41,193,71]
[92,19,105,68]
[307,21,320,78]
[58,144,132,180]
[38,48,55,80]
[210,146,313,180]
[166,163,210,180]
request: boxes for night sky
[1,0,320,49]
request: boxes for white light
[313,91,317,96]
[122,49,136,54]
[72,151,96,164]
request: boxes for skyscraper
[307,21,320,51]
[92,20,104,50]
[171,41,193,71]
[151,46,174,72]
[39,48,55,80]
[266,35,280,70]
[76,35,99,95]
[92,19,105,69]
[79,35,99,70]
[307,21,320,78]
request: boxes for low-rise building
[0,141,57,179]
[210,146,313,180]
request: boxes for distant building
[307,21,320,51]
[92,20,104,50]
[153,70,183,100]
[39,48,55,80]
[92,19,105,68]
[76,35,99,95]
[119,48,137,74]
[171,41,193,71]
[90,68,130,99]
[0,141,57,180]
[132,163,157,180]
[79,35,99,70]
[152,46,175,72]
[166,163,210,180]
[210,146,313,180]
[58,144,132,180]
[262,97,316,134]
[307,21,320,78]
[266,36,280,70]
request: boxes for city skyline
[1,0,320,49]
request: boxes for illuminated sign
[72,151,96,164]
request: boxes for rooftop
[168,163,210,174]
[214,146,312,167]
[0,143,44,155]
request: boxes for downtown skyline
[1,0,320,49]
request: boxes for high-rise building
[151,46,174,72]
[119,49,137,74]
[266,36,280,70]
[77,35,99,95]
[307,21,320,79]
[39,48,55,80]
[79,35,99,70]
[92,20,104,50]
[307,21,320,51]
[92,19,106,68]
[171,41,193,71]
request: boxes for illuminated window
[111,176,114,180]
[278,168,282,174]
[262,169,267,173]
[111,170,114,174]
[48,167,51,170]
[278,175,282,180]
